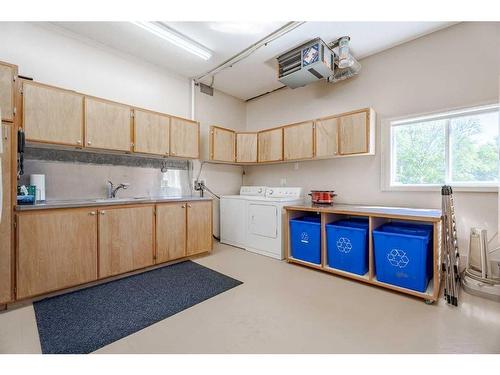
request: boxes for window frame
[381,103,500,193]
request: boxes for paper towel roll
[30,174,46,201]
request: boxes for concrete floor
[1,242,500,354]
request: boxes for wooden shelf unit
[284,204,442,302]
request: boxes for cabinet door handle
[100,211,106,215]
[89,211,96,216]
[87,140,92,145]
[77,140,81,145]
[187,204,192,208]
[181,204,186,208]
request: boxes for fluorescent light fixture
[131,21,212,60]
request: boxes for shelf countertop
[284,203,442,222]
[15,196,212,211]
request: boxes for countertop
[15,196,212,211]
[284,203,442,221]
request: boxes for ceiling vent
[277,36,360,89]
[277,38,334,89]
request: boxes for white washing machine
[221,186,303,260]
[220,186,267,249]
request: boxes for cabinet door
[338,110,369,155]
[0,125,12,303]
[170,117,199,158]
[84,97,132,152]
[23,82,84,146]
[258,128,283,162]
[186,201,212,256]
[134,109,170,155]
[17,208,98,299]
[315,116,338,158]
[236,133,257,163]
[210,126,235,162]
[283,121,314,160]
[0,62,16,122]
[156,203,186,263]
[98,206,154,278]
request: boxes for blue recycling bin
[289,216,321,264]
[373,222,433,292]
[326,218,369,275]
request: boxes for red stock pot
[309,190,337,205]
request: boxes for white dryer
[245,187,303,260]
[220,186,303,260]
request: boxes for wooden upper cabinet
[23,82,84,146]
[283,121,314,160]
[98,205,154,278]
[0,62,17,122]
[84,97,132,152]
[186,201,212,256]
[16,208,98,299]
[338,109,371,155]
[156,202,187,263]
[134,109,170,155]
[210,126,235,162]
[315,116,339,158]
[258,128,283,162]
[170,117,199,158]
[236,133,258,163]
[0,125,12,304]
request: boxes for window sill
[382,184,499,193]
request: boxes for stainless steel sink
[93,196,151,203]
[93,197,132,203]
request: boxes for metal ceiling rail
[193,21,305,83]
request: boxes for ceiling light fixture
[131,21,212,60]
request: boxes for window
[387,104,499,189]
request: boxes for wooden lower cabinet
[156,203,187,263]
[156,200,213,262]
[187,201,213,256]
[13,200,211,301]
[98,206,154,278]
[16,208,98,299]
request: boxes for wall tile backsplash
[21,147,192,200]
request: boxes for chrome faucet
[107,180,130,198]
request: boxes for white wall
[244,22,500,253]
[194,88,246,237]
[0,22,247,236]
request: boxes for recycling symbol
[300,232,309,244]
[387,249,409,268]
[336,237,352,253]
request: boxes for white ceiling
[52,21,454,100]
